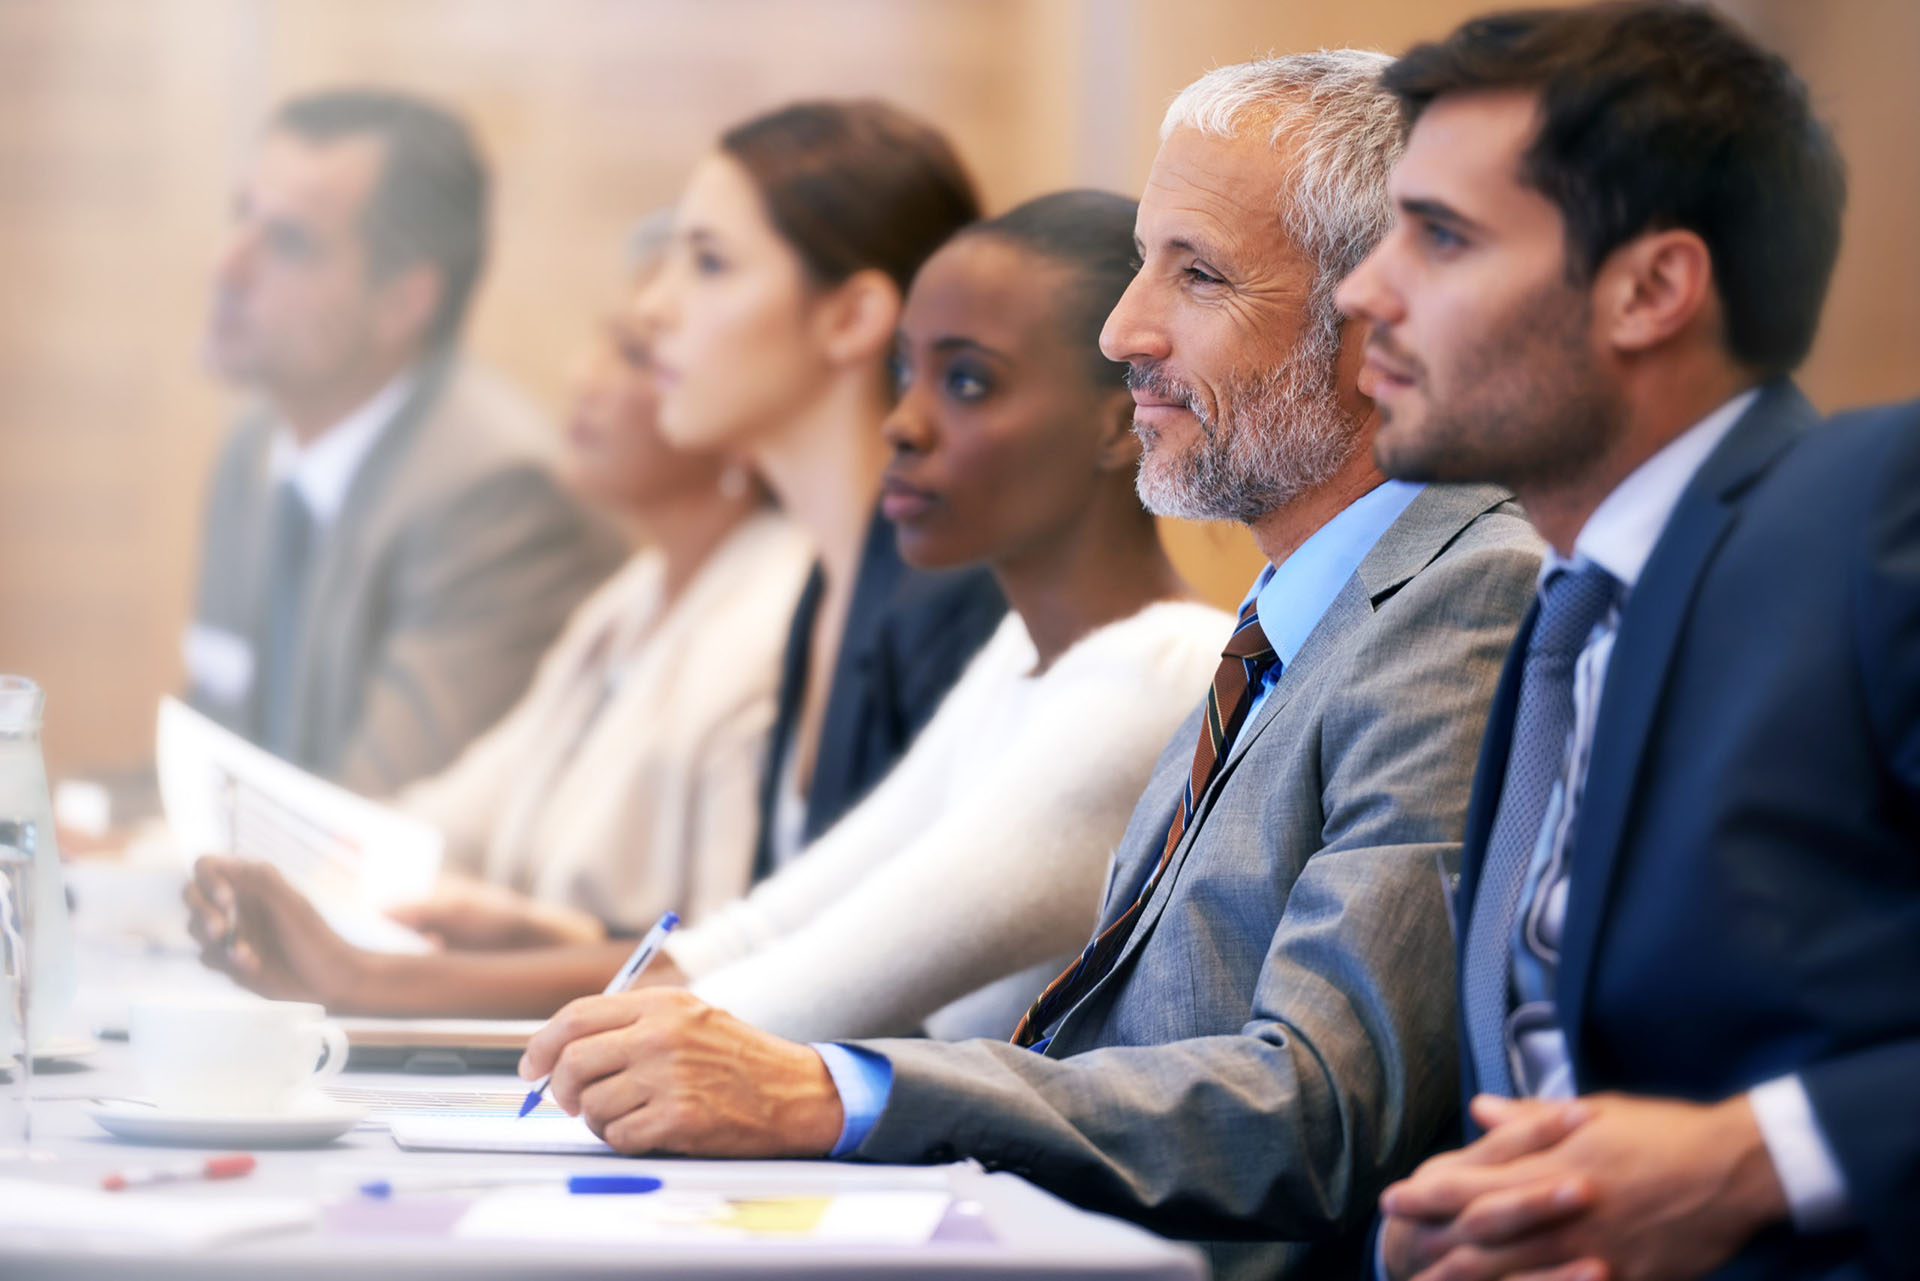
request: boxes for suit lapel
[283,356,450,752]
[1456,613,1533,928]
[1557,383,1815,1073]
[1066,483,1517,1025]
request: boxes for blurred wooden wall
[2,0,1915,774]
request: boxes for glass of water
[1,815,33,1158]
[0,676,52,1160]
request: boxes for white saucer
[33,1034,101,1065]
[87,1096,368,1147]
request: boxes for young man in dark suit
[1338,3,1915,1277]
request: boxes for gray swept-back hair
[1162,50,1400,322]
[1127,52,1402,524]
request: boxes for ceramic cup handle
[308,1020,350,1085]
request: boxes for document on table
[389,1114,612,1154]
[155,697,441,953]
[327,1082,567,1125]
[0,1178,315,1250]
[452,1187,953,1246]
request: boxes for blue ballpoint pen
[518,910,679,1118]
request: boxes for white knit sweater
[668,599,1230,1042]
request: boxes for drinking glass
[0,676,67,1161]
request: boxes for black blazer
[1456,386,1920,1278]
[750,507,1006,882]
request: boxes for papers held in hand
[156,698,442,954]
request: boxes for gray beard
[1132,327,1358,525]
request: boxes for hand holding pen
[517,910,678,1118]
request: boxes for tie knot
[1222,606,1276,664]
[1530,562,1618,660]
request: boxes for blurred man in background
[189,88,622,791]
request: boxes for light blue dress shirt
[814,480,1426,1158]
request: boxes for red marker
[102,1153,256,1191]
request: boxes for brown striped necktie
[1011,598,1277,1048]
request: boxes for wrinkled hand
[519,988,843,1159]
[1381,1093,1788,1281]
[183,855,371,1007]
[386,875,606,951]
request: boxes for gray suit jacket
[850,484,1542,1281]
[186,354,625,792]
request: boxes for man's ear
[817,267,902,366]
[1595,229,1715,357]
[372,262,444,355]
[1094,381,1143,473]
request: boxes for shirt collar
[1543,387,1760,591]
[1239,480,1426,667]
[267,369,416,527]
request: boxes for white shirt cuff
[1748,1073,1851,1232]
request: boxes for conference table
[2,909,1208,1280]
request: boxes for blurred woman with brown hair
[188,101,1005,1015]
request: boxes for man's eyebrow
[1397,196,1486,236]
[929,335,1007,361]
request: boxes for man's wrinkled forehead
[1136,126,1299,268]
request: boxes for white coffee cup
[128,998,348,1115]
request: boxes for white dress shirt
[1520,388,1848,1231]
[266,370,416,528]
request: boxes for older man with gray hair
[512,54,1541,1279]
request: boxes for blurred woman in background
[651,191,1228,1040]
[189,100,1005,1013]
[387,215,814,947]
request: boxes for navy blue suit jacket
[1456,386,1920,1278]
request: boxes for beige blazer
[397,513,814,934]
[185,354,626,791]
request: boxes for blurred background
[3,0,1916,776]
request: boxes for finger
[547,1026,646,1114]
[598,1100,674,1156]
[1471,1093,1587,1132]
[1386,1162,1526,1222]
[183,882,227,944]
[1466,1097,1592,1163]
[520,993,646,1079]
[384,902,430,928]
[577,1064,656,1133]
[1452,1175,1594,1245]
[198,938,241,978]
[227,938,263,982]
[1505,1259,1607,1281]
[1381,1215,1456,1280]
[1412,1232,1591,1281]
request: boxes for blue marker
[518,910,679,1118]
[360,1172,662,1199]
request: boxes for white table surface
[3,930,1207,1280]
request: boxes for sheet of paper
[389,1114,612,1155]
[155,697,441,954]
[0,1179,315,1250]
[451,1187,952,1246]
[326,1083,567,1124]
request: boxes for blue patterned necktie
[1461,563,1618,1097]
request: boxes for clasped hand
[1380,1092,1788,1281]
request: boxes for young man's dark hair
[272,87,490,348]
[1383,0,1845,377]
